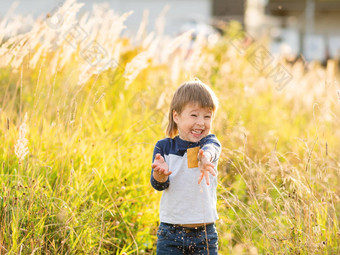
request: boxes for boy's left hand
[197,149,216,185]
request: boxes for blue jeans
[156,222,218,255]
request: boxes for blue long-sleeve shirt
[151,134,221,224]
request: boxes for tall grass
[0,1,339,254]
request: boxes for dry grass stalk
[14,112,29,163]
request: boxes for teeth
[192,130,202,134]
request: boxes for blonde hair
[166,80,219,138]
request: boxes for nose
[196,116,204,126]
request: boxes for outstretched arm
[152,153,172,183]
[197,149,216,185]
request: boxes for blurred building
[245,0,340,62]
[212,0,245,23]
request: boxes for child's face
[173,103,213,143]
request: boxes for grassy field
[0,1,339,254]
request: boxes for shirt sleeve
[201,135,221,163]
[150,141,170,191]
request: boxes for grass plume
[0,1,339,254]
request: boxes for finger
[206,161,214,167]
[207,166,216,176]
[161,167,169,174]
[201,160,213,167]
[202,165,215,175]
[159,156,165,163]
[152,162,164,169]
[201,163,215,172]
[153,155,165,165]
[198,172,204,184]
[200,156,213,166]
[152,158,159,166]
[164,170,172,176]
[153,166,161,172]
[198,149,204,159]
[205,171,210,186]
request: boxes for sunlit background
[2,0,340,62]
[1,0,339,254]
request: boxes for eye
[191,114,197,117]
[205,115,211,119]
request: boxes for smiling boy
[151,80,222,254]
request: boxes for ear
[173,110,179,124]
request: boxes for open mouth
[191,129,203,135]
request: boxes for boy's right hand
[152,153,172,183]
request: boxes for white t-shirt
[151,134,221,224]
